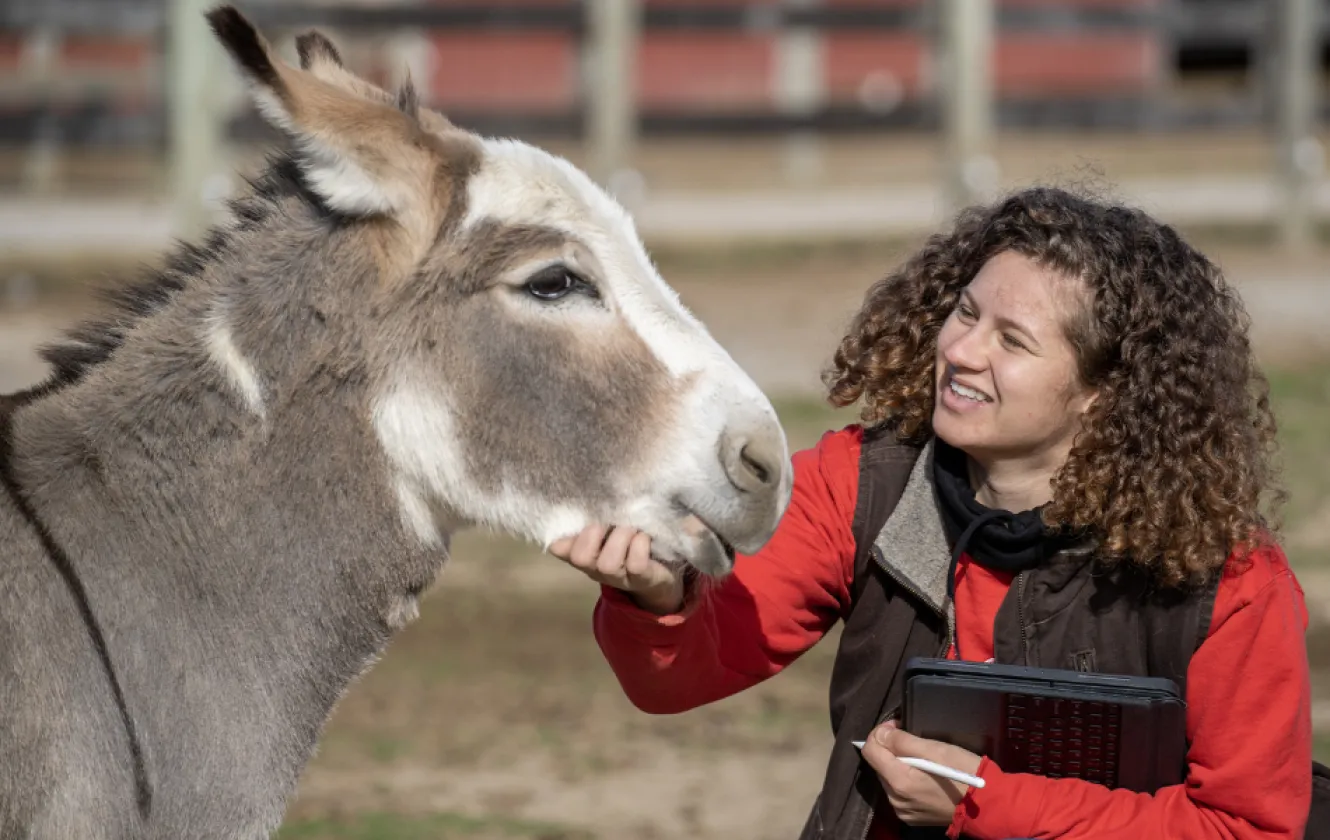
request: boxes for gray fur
[0,16,785,837]
[1,156,450,837]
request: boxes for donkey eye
[522,266,594,302]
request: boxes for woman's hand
[860,720,984,827]
[548,524,687,616]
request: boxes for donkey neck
[9,263,448,831]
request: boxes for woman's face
[933,250,1097,471]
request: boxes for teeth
[949,381,990,402]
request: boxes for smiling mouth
[947,378,992,403]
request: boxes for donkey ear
[206,6,433,219]
[293,28,393,105]
[295,30,343,72]
[294,26,454,135]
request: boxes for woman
[549,187,1313,839]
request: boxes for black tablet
[901,657,1188,793]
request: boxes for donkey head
[205,8,792,576]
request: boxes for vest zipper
[870,545,954,655]
[853,701,903,840]
[857,808,874,840]
[855,549,953,840]
[944,603,956,658]
[1016,570,1029,663]
[871,546,945,619]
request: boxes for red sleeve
[949,543,1313,840]
[591,425,863,714]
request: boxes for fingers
[860,720,984,827]
[563,524,608,572]
[550,523,650,585]
[549,523,679,605]
[547,536,575,558]
[873,722,984,776]
[623,530,654,577]
[596,526,638,577]
[861,722,913,790]
[874,721,931,757]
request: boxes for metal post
[1274,0,1321,250]
[169,0,226,240]
[585,0,641,197]
[20,27,61,195]
[775,0,825,185]
[938,0,997,216]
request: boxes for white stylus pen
[851,741,987,789]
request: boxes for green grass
[276,812,591,840]
[1267,362,1330,569]
[368,737,410,765]
[771,395,858,451]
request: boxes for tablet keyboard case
[902,658,1188,793]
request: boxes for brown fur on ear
[207,6,283,92]
[291,27,403,112]
[296,30,343,72]
[396,74,420,119]
[208,3,463,245]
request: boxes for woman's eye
[1002,333,1026,350]
[523,269,583,301]
[957,304,976,320]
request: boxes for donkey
[0,8,793,838]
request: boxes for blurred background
[1,1,1328,838]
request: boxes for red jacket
[594,425,1313,839]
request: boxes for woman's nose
[942,327,985,371]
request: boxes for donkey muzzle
[708,415,794,557]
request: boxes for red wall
[0,1,1164,116]
[425,0,1163,112]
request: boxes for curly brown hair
[825,186,1282,588]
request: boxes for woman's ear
[1072,384,1100,417]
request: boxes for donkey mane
[39,155,319,392]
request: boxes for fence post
[1274,0,1322,250]
[585,0,641,197]
[20,27,62,195]
[775,0,826,185]
[938,0,997,217]
[168,0,227,240]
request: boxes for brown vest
[799,426,1223,840]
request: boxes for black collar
[932,437,1090,595]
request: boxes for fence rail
[0,2,1177,36]
[0,0,1297,148]
[0,0,1321,249]
[0,0,1306,43]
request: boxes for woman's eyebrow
[963,290,1044,350]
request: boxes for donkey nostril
[720,429,785,497]
[739,444,771,486]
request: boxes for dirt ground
[1,233,1328,837]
